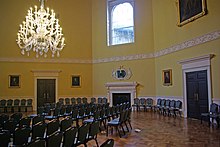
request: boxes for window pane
[108,2,134,46]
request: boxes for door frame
[179,54,213,118]
[32,70,61,111]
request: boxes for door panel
[186,70,208,120]
[37,79,55,107]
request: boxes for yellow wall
[152,0,220,98]
[0,0,220,108]
[0,0,93,108]
[92,0,156,97]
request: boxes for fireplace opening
[112,93,131,106]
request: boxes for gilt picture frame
[9,75,20,88]
[71,75,81,87]
[162,69,172,86]
[177,0,207,26]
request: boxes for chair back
[140,98,146,105]
[71,97,76,105]
[91,97,96,104]
[0,99,6,106]
[32,122,46,140]
[60,118,72,132]
[175,100,182,109]
[19,117,31,128]
[77,97,82,104]
[63,127,78,147]
[46,120,60,137]
[133,98,140,105]
[156,99,161,106]
[169,100,175,108]
[65,98,70,105]
[46,131,63,147]
[11,112,23,124]
[82,97,88,104]
[13,127,31,146]
[76,123,90,145]
[210,103,218,113]
[0,130,10,147]
[32,115,44,126]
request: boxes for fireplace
[113,93,131,106]
[105,82,138,106]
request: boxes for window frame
[107,0,135,46]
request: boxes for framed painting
[162,69,172,86]
[9,75,20,88]
[177,0,207,26]
[71,75,81,87]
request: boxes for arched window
[107,0,134,46]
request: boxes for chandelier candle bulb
[16,0,65,58]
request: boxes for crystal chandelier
[16,0,65,58]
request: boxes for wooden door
[37,79,56,107]
[186,70,208,119]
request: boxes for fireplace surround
[105,82,138,106]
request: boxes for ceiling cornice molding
[0,30,219,64]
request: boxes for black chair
[153,98,161,112]
[201,103,219,127]
[45,107,60,120]
[59,98,64,105]
[82,97,88,104]
[98,97,102,104]
[62,127,78,147]
[132,98,139,111]
[26,99,33,112]
[13,99,20,112]
[32,122,46,141]
[10,112,23,125]
[65,98,71,105]
[107,110,125,138]
[139,98,146,111]
[46,120,60,137]
[0,99,6,113]
[163,99,171,115]
[76,97,82,104]
[100,139,114,147]
[18,117,31,128]
[71,108,79,127]
[90,97,96,104]
[60,117,73,132]
[13,127,31,146]
[3,119,17,135]
[145,98,153,111]
[6,99,13,112]
[46,131,63,147]
[73,123,90,146]
[20,99,27,112]
[83,110,100,124]
[0,130,11,147]
[0,114,9,128]
[71,97,76,105]
[32,115,45,127]
[85,121,100,147]
[158,99,166,114]
[27,139,46,147]
[102,97,108,104]
[174,100,182,117]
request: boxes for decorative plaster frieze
[0,30,219,64]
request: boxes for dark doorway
[37,79,56,107]
[112,93,131,106]
[186,70,208,120]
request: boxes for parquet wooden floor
[87,111,220,147]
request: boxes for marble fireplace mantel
[105,82,138,106]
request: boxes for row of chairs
[0,114,114,147]
[153,99,182,117]
[0,99,33,113]
[132,98,153,112]
[58,97,108,106]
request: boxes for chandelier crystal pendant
[16,0,65,58]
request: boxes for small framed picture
[162,69,172,86]
[9,75,20,88]
[71,75,81,87]
[177,0,207,26]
